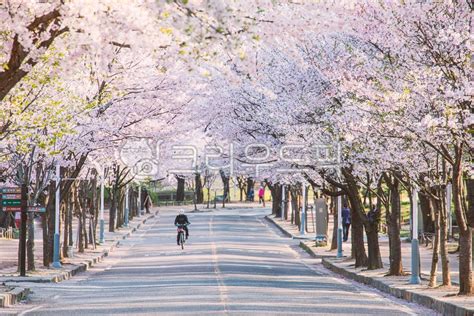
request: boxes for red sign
[3,206,21,212]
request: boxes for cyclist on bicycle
[174,209,190,245]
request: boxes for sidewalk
[0,209,159,307]
[266,215,474,316]
[269,213,460,285]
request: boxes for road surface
[5,208,436,315]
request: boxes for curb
[264,216,318,241]
[264,216,292,238]
[321,258,473,316]
[267,214,473,316]
[0,286,29,308]
[0,211,158,307]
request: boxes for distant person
[248,187,254,201]
[174,209,190,245]
[144,192,152,214]
[258,186,265,207]
[342,203,351,242]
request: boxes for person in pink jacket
[258,186,265,207]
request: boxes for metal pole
[138,184,142,216]
[337,194,343,258]
[409,186,421,284]
[281,185,285,220]
[19,184,27,276]
[336,143,343,258]
[99,168,105,244]
[52,163,62,268]
[446,183,452,238]
[124,184,129,227]
[300,185,306,235]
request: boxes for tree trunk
[68,195,73,249]
[386,176,403,276]
[82,182,89,249]
[330,195,338,250]
[269,184,282,217]
[133,189,138,217]
[290,187,295,224]
[109,188,117,233]
[348,189,368,267]
[452,145,472,295]
[246,178,255,201]
[343,169,376,269]
[176,176,185,202]
[438,186,452,286]
[206,186,211,209]
[195,173,204,204]
[429,202,440,287]
[220,170,230,205]
[63,193,69,258]
[27,212,35,271]
[419,193,435,233]
[292,188,300,226]
[75,183,84,253]
[284,186,290,220]
[116,189,124,229]
[366,228,383,269]
[77,192,84,254]
[466,179,474,227]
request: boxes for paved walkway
[272,213,460,285]
[268,214,473,315]
[0,212,105,273]
[0,218,43,272]
[5,207,434,315]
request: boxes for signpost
[1,185,46,276]
[0,186,26,276]
[28,206,46,213]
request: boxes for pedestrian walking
[258,186,265,207]
[248,187,254,201]
[342,203,351,242]
[143,191,152,214]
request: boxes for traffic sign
[2,200,21,206]
[0,187,21,194]
[1,187,23,210]
[2,194,21,199]
[28,206,46,213]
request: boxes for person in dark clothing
[341,203,351,242]
[174,209,190,245]
[143,190,152,214]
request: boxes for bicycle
[176,224,187,249]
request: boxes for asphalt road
[5,208,437,315]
